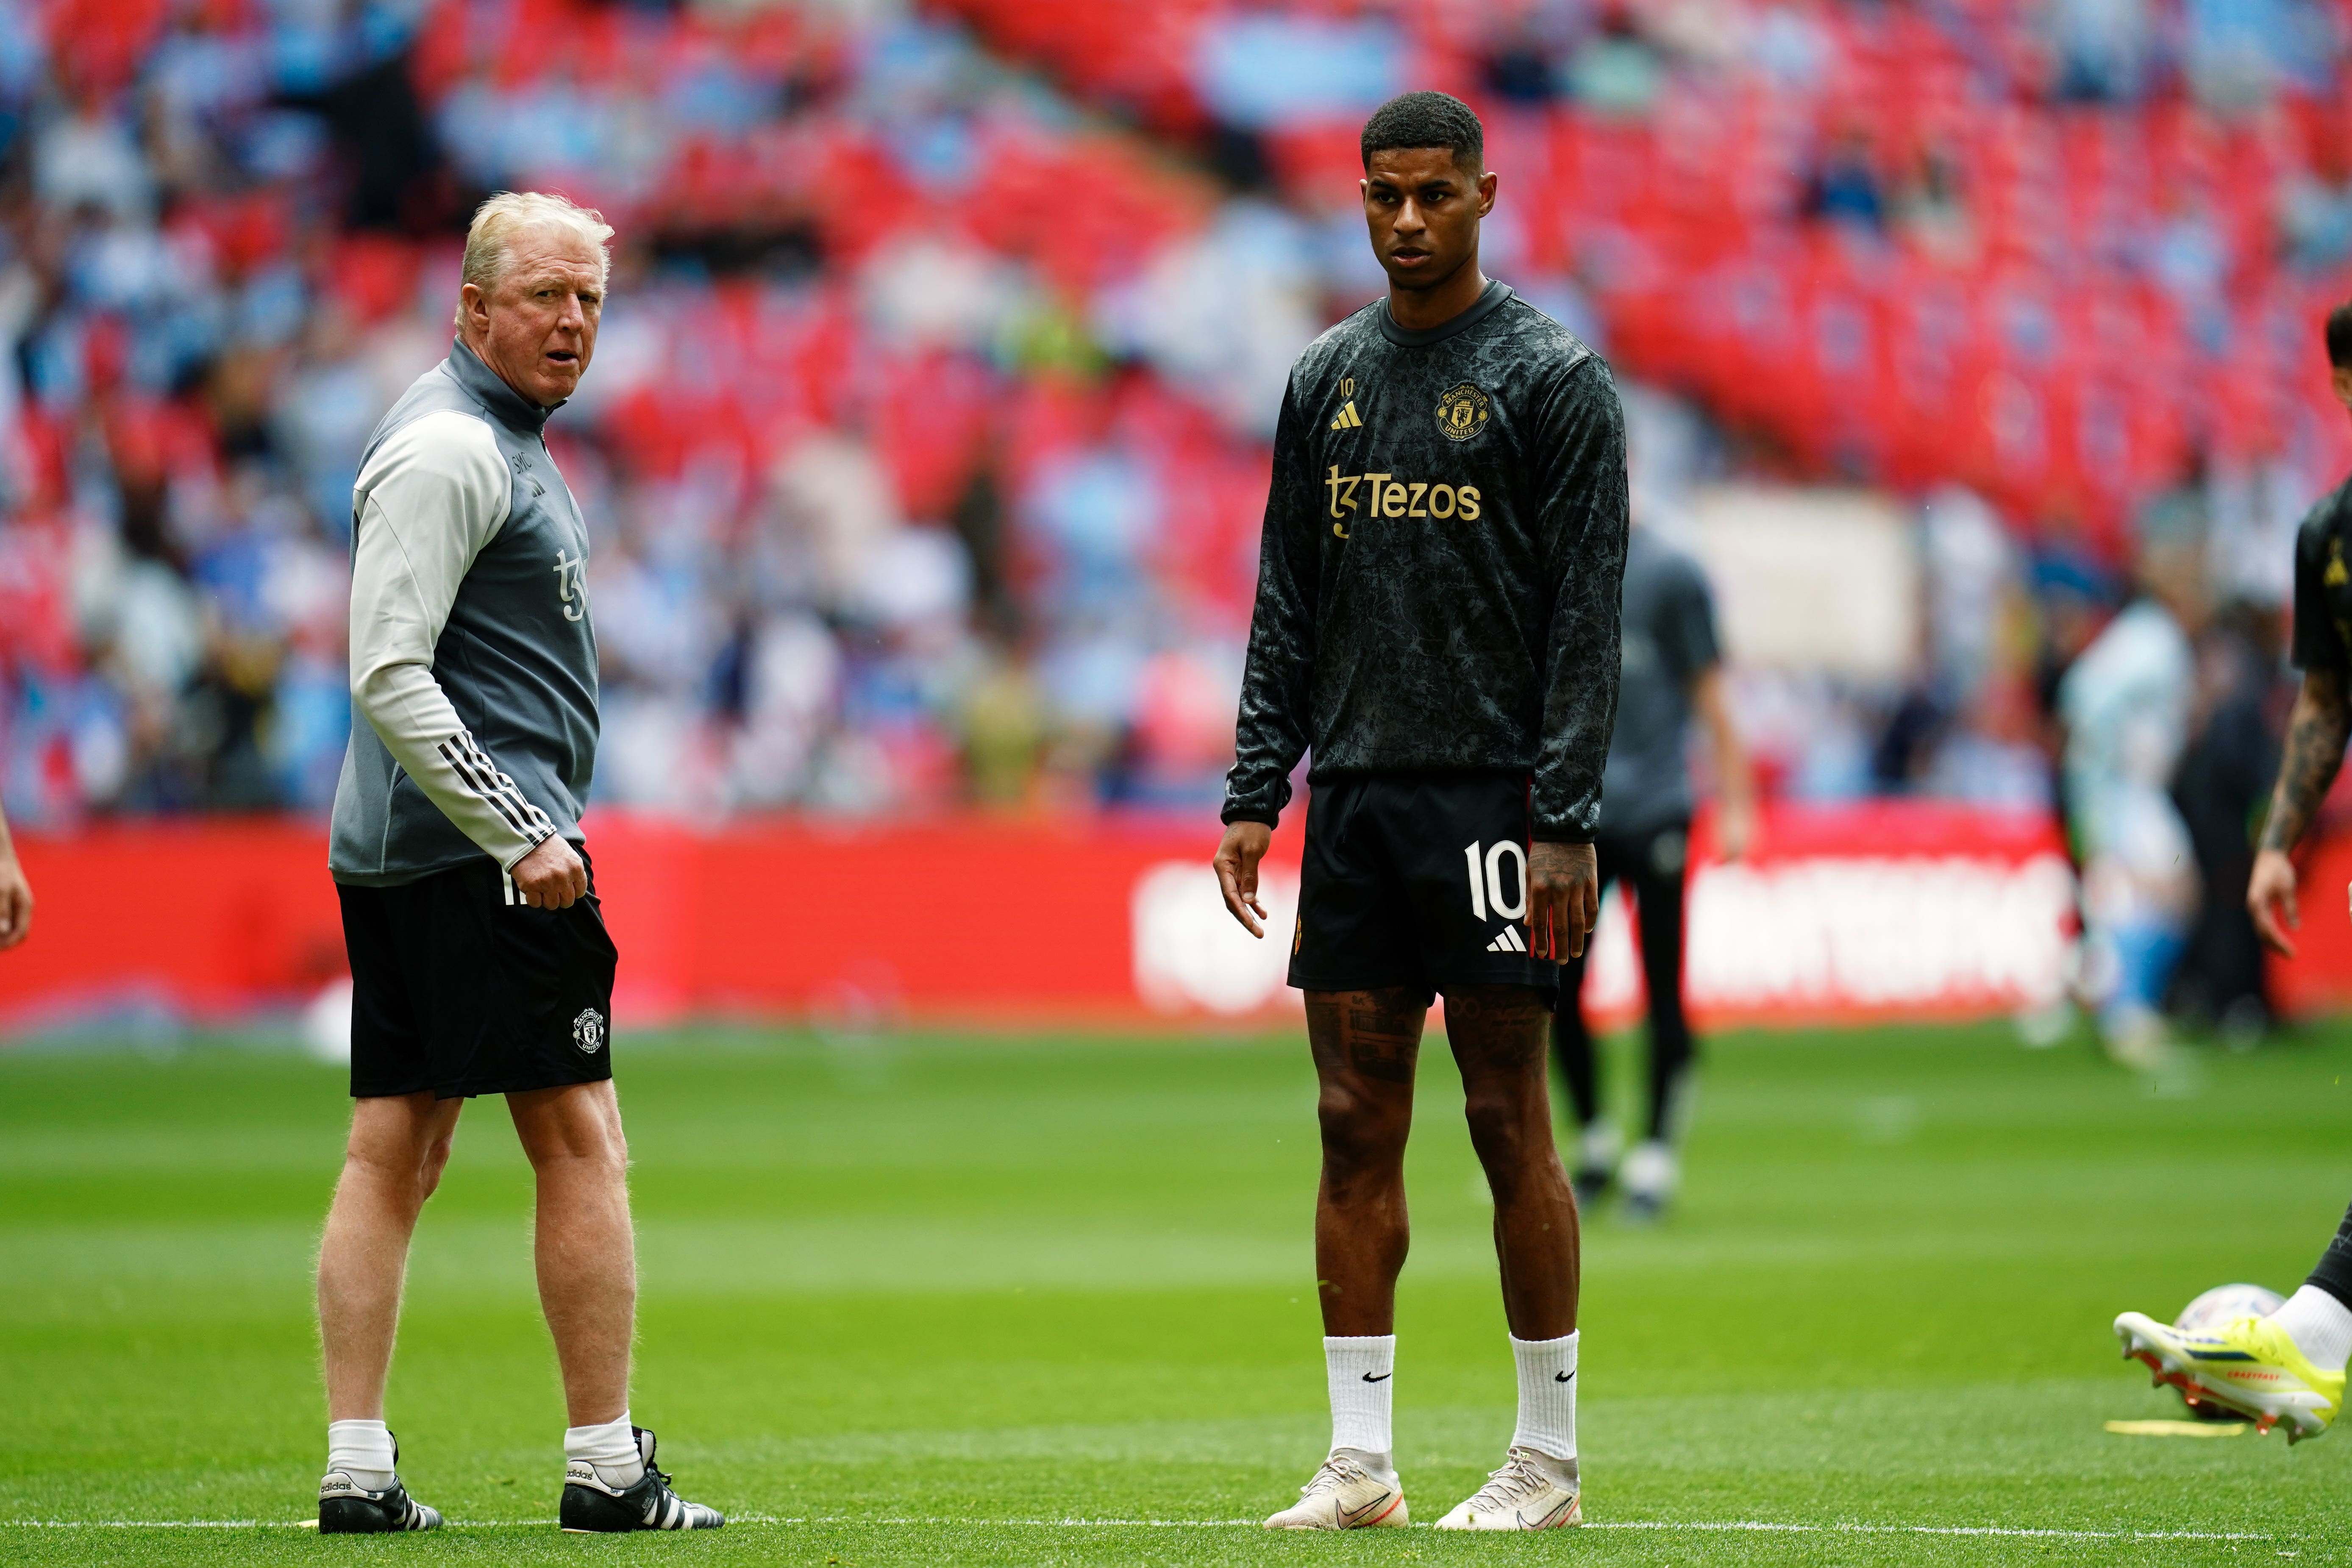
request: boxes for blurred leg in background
[1623,825,1695,1223]
[1551,837,1624,1205]
[1552,825,1696,1220]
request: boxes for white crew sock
[326,1419,398,1490]
[2270,1286,2352,1373]
[564,1413,644,1489]
[1509,1332,1579,1460]
[1324,1335,1396,1472]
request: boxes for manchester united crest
[1435,383,1490,442]
[573,1008,606,1054]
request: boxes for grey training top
[328,340,599,887]
[1597,527,1720,838]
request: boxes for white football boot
[1434,1447,1582,1530]
[1262,1451,1408,1530]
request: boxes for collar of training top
[1378,279,1514,348]
[446,338,563,433]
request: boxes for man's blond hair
[454,191,614,329]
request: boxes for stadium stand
[3,0,2349,832]
[941,0,2352,544]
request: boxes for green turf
[4,1018,2351,1565]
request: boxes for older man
[315,192,720,1534]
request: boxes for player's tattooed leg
[1307,990,1427,1334]
[1311,988,1426,1085]
[1446,985,1579,1339]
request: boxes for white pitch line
[3,1515,2269,1541]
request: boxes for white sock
[2271,1286,2352,1373]
[326,1419,397,1490]
[1510,1332,1578,1461]
[1324,1336,1396,1472]
[564,1414,644,1489]
[1621,1140,1677,1199]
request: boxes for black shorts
[337,848,618,1100]
[1287,772,1560,1004]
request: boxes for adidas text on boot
[318,1471,442,1533]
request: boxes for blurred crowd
[0,0,2346,895]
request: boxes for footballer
[2114,300,2352,1442]
[1213,91,1627,1530]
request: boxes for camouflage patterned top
[1222,281,1629,842]
[2292,475,2352,675]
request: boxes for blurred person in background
[2114,301,2352,1443]
[2058,524,2206,1064]
[2167,600,2285,1041]
[0,801,31,949]
[315,193,719,1536]
[1551,521,1752,1222]
[1214,92,1625,1534]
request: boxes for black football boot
[559,1427,725,1532]
[318,1434,444,1532]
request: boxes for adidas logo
[1486,926,1528,954]
[1329,400,1363,430]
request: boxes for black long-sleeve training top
[1222,281,1630,841]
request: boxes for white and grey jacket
[328,340,599,887]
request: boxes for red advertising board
[0,804,2344,1034]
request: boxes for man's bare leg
[319,1092,464,1421]
[1432,982,1582,1525]
[1308,988,1426,1335]
[508,1079,635,1427]
[1446,985,1578,1337]
[1262,987,1426,1528]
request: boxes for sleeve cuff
[1221,805,1281,828]
[1530,827,1595,845]
[495,824,560,872]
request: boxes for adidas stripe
[436,731,557,846]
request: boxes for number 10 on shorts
[1464,840,1529,923]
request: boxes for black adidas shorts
[1287,772,1561,1005]
[338,848,618,1100]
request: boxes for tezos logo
[1436,382,1490,442]
[553,550,588,622]
[572,1008,606,1054]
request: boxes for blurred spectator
[1564,9,1664,117]
[1804,128,1886,232]
[2046,0,2155,103]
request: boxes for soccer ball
[2174,1282,2285,1335]
[2171,1282,2286,1420]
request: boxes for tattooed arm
[2249,667,2352,956]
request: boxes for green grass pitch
[4,1018,2351,1565]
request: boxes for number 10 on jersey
[1464,840,1529,922]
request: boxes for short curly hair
[1360,91,1484,175]
[2330,300,2352,369]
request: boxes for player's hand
[1716,794,1757,863]
[513,836,588,910]
[2247,847,2302,958]
[0,851,31,950]
[1529,840,1599,962]
[1214,820,1273,938]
